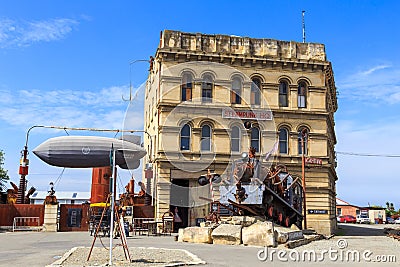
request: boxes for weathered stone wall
[161,30,326,61]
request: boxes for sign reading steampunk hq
[143,30,338,235]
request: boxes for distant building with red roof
[336,198,386,223]
[336,197,365,217]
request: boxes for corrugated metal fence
[0,204,44,226]
[59,204,89,231]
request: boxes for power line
[337,151,400,158]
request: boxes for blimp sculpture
[33,135,147,170]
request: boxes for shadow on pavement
[336,223,386,236]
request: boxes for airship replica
[33,135,147,170]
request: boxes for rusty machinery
[7,181,36,204]
[200,152,304,229]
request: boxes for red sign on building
[305,157,323,165]
[222,109,272,120]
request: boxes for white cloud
[0,89,13,104]
[0,19,14,43]
[358,65,390,76]
[0,18,79,48]
[0,85,144,131]
[338,64,400,104]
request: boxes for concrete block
[178,227,213,244]
[212,224,242,245]
[242,221,276,247]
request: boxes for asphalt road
[0,223,399,267]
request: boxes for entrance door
[170,179,189,230]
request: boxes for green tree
[0,150,10,192]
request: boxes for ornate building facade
[144,30,338,235]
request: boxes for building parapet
[159,30,326,62]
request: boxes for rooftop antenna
[302,10,306,43]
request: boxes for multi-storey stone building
[144,30,338,235]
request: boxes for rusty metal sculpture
[204,149,304,229]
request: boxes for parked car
[395,217,400,224]
[386,217,395,224]
[337,215,356,223]
[356,215,370,224]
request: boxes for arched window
[180,124,191,150]
[251,127,260,152]
[202,74,213,103]
[298,127,309,155]
[181,73,193,101]
[231,77,242,104]
[231,126,240,152]
[201,124,212,151]
[251,78,261,105]
[279,81,289,107]
[298,81,307,108]
[279,128,288,154]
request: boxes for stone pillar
[156,182,171,220]
[43,204,58,232]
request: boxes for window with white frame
[251,127,260,152]
[202,74,213,103]
[180,124,191,150]
[279,127,288,154]
[201,124,212,151]
[251,78,261,105]
[231,126,240,152]
[279,81,289,107]
[181,72,193,101]
[298,81,307,108]
[231,77,242,104]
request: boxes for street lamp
[122,58,152,102]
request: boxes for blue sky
[0,1,399,208]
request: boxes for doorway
[170,179,189,231]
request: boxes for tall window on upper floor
[231,77,242,104]
[202,74,213,103]
[279,81,289,107]
[298,81,307,108]
[279,128,288,154]
[201,124,212,151]
[180,124,191,150]
[298,127,309,155]
[251,127,260,152]
[231,126,240,152]
[181,73,193,101]
[251,78,261,105]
